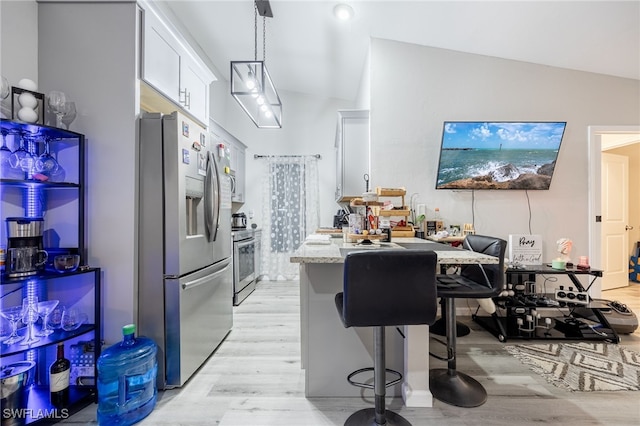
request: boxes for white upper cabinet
[143,9,181,104]
[141,2,216,125]
[180,57,211,124]
[210,119,246,203]
[335,110,370,201]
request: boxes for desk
[473,265,620,343]
[290,238,497,407]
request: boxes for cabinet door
[143,10,181,104]
[335,128,343,201]
[336,110,369,201]
[235,146,245,203]
[181,57,211,125]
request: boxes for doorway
[588,126,640,296]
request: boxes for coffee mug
[7,246,48,277]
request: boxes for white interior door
[601,152,629,290]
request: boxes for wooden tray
[391,230,415,237]
[378,209,410,216]
[376,187,406,196]
[350,198,384,207]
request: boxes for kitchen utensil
[61,101,76,130]
[36,299,59,336]
[61,307,88,331]
[0,305,25,345]
[0,361,36,425]
[35,136,59,177]
[232,213,247,229]
[53,254,80,273]
[7,247,48,278]
[20,296,40,346]
[9,132,35,173]
[47,90,66,128]
[47,306,63,330]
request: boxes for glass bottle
[50,342,71,408]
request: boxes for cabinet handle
[179,88,188,106]
[179,88,191,109]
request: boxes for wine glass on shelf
[60,101,76,130]
[20,296,40,346]
[0,76,10,100]
[9,131,35,175]
[47,305,64,330]
[0,129,12,172]
[0,76,10,119]
[61,307,87,331]
[0,305,25,345]
[35,136,60,177]
[36,299,60,336]
[47,90,66,128]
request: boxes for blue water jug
[97,324,158,425]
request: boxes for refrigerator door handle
[204,151,220,242]
[210,151,221,240]
[181,258,231,290]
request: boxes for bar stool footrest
[347,367,403,390]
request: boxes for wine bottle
[50,342,71,407]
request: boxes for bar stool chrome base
[429,369,487,408]
[344,408,412,426]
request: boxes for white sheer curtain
[260,155,319,280]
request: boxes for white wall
[370,38,640,265]
[212,84,352,229]
[0,1,38,88]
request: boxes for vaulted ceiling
[162,1,640,101]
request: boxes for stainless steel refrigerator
[138,111,233,389]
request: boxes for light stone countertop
[290,237,498,265]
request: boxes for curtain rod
[254,154,321,159]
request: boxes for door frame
[588,125,640,297]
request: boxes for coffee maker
[5,217,47,277]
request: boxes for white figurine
[556,238,573,263]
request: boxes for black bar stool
[335,249,439,426]
[429,235,507,407]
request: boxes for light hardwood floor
[63,281,640,425]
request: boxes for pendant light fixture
[231,0,282,128]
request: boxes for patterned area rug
[505,342,640,391]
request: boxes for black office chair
[335,250,439,426]
[429,234,506,407]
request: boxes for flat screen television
[435,121,566,190]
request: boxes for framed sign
[508,234,543,265]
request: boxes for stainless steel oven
[232,228,256,305]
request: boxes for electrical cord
[471,190,476,230]
[525,189,532,234]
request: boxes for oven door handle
[235,238,255,250]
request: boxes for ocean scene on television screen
[436,122,566,190]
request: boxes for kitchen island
[290,237,498,407]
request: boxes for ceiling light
[333,3,354,21]
[231,1,282,128]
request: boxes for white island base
[292,238,498,408]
